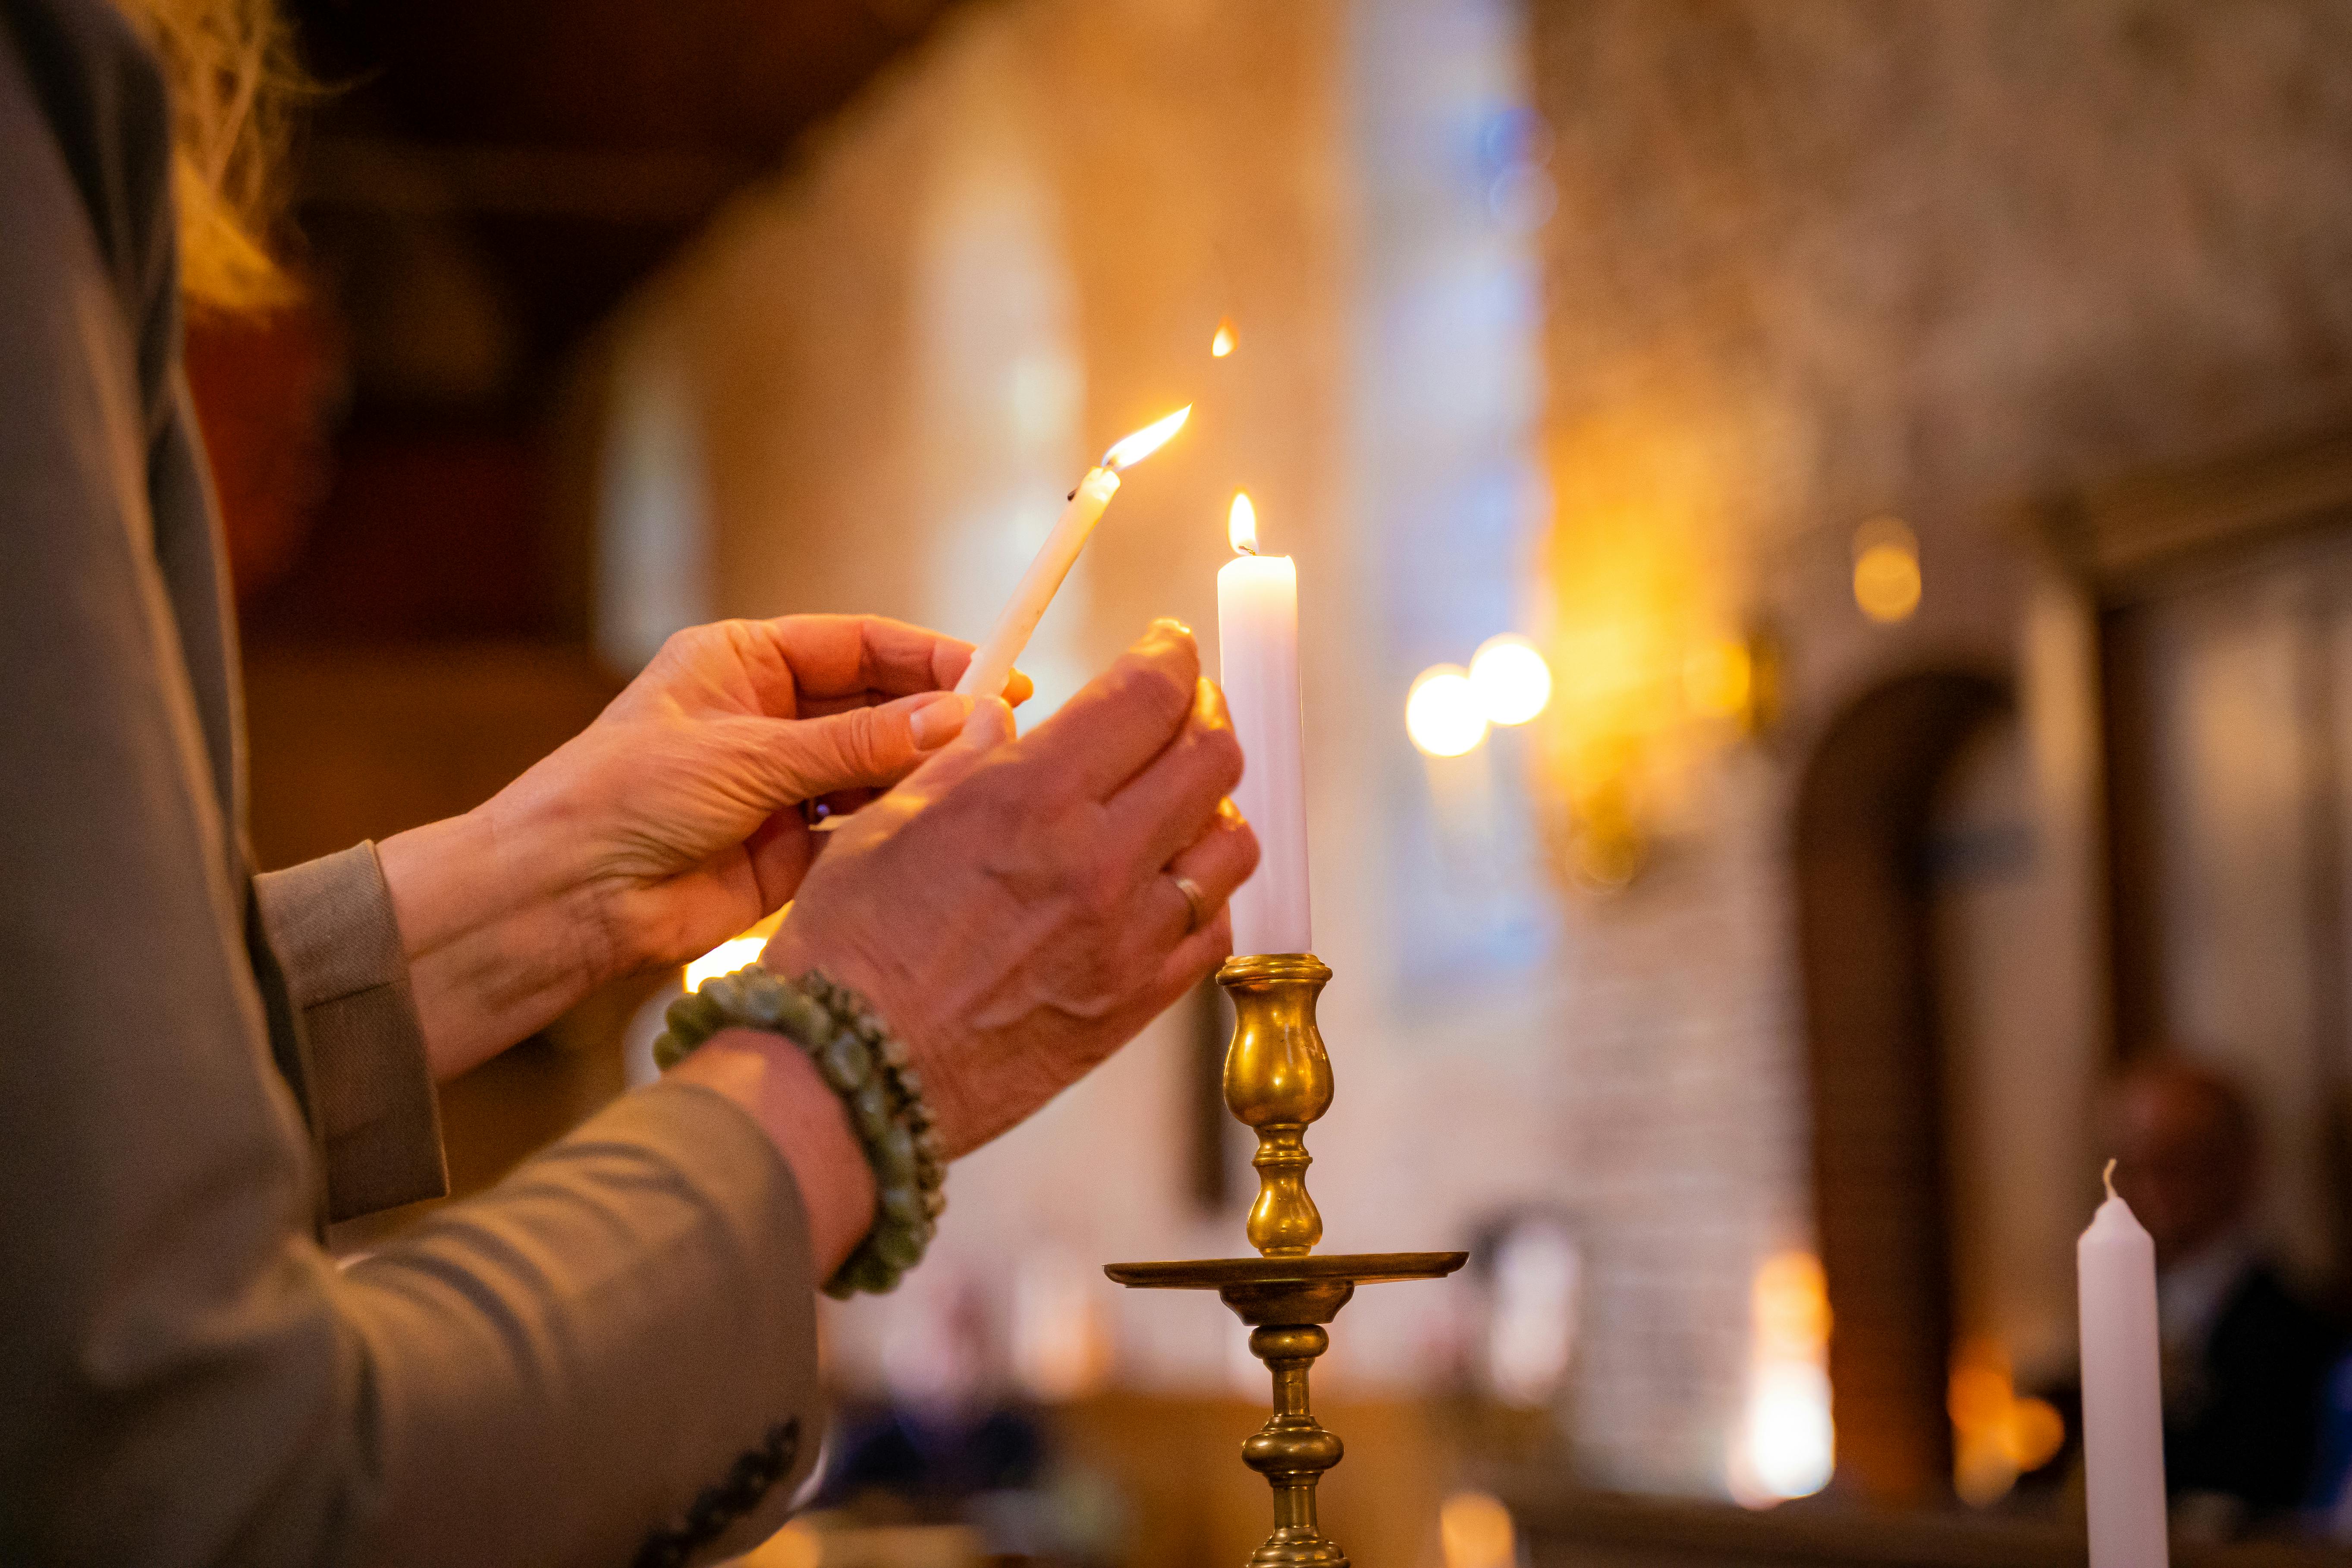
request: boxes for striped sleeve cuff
[254,842,448,1221]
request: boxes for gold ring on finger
[1169,873,1209,936]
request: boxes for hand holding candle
[1218,493,1313,956]
[955,406,1192,703]
[2079,1159,2170,1568]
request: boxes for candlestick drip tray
[1105,1252,1464,1318]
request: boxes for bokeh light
[1730,1251,1835,1506]
[738,1519,820,1568]
[1407,665,1488,757]
[1685,637,1753,719]
[685,935,768,990]
[1950,1335,2068,1506]
[1438,1491,1517,1568]
[1852,515,1921,623]
[684,911,786,990]
[1468,633,1552,725]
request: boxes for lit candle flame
[1211,318,1238,358]
[1228,491,1258,554]
[1101,405,1192,471]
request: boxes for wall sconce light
[1555,762,1647,894]
[1685,628,1779,737]
[1408,621,1774,895]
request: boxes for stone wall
[1527,0,2352,1494]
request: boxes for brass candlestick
[1107,954,1465,1568]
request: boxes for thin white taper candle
[954,405,1190,704]
[2079,1160,2170,1568]
[956,468,1118,701]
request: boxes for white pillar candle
[2079,1161,2170,1568]
[957,406,1191,702]
[1217,494,1312,955]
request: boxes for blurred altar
[201,0,2352,1562]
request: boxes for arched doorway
[1792,669,2010,1505]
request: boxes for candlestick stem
[1243,1324,1346,1567]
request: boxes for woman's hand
[377,615,1030,1082]
[763,619,1259,1161]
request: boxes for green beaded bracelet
[654,965,946,1298]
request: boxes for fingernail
[1149,616,1194,642]
[965,695,1017,745]
[911,693,971,749]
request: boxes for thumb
[747,691,969,801]
[897,695,1015,794]
[961,694,1016,746]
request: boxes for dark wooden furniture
[1508,1486,2349,1568]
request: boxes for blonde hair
[113,0,301,312]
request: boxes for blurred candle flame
[1211,318,1238,358]
[1101,405,1191,471]
[1950,1335,2067,1506]
[1229,492,1259,554]
[1730,1251,1835,1507]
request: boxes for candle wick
[1237,544,1257,556]
[2102,1157,2118,1201]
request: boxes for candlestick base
[1104,1254,1463,1568]
[1105,956,1465,1568]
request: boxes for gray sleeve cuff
[254,842,448,1221]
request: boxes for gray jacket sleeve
[254,844,451,1222]
[0,3,826,1562]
